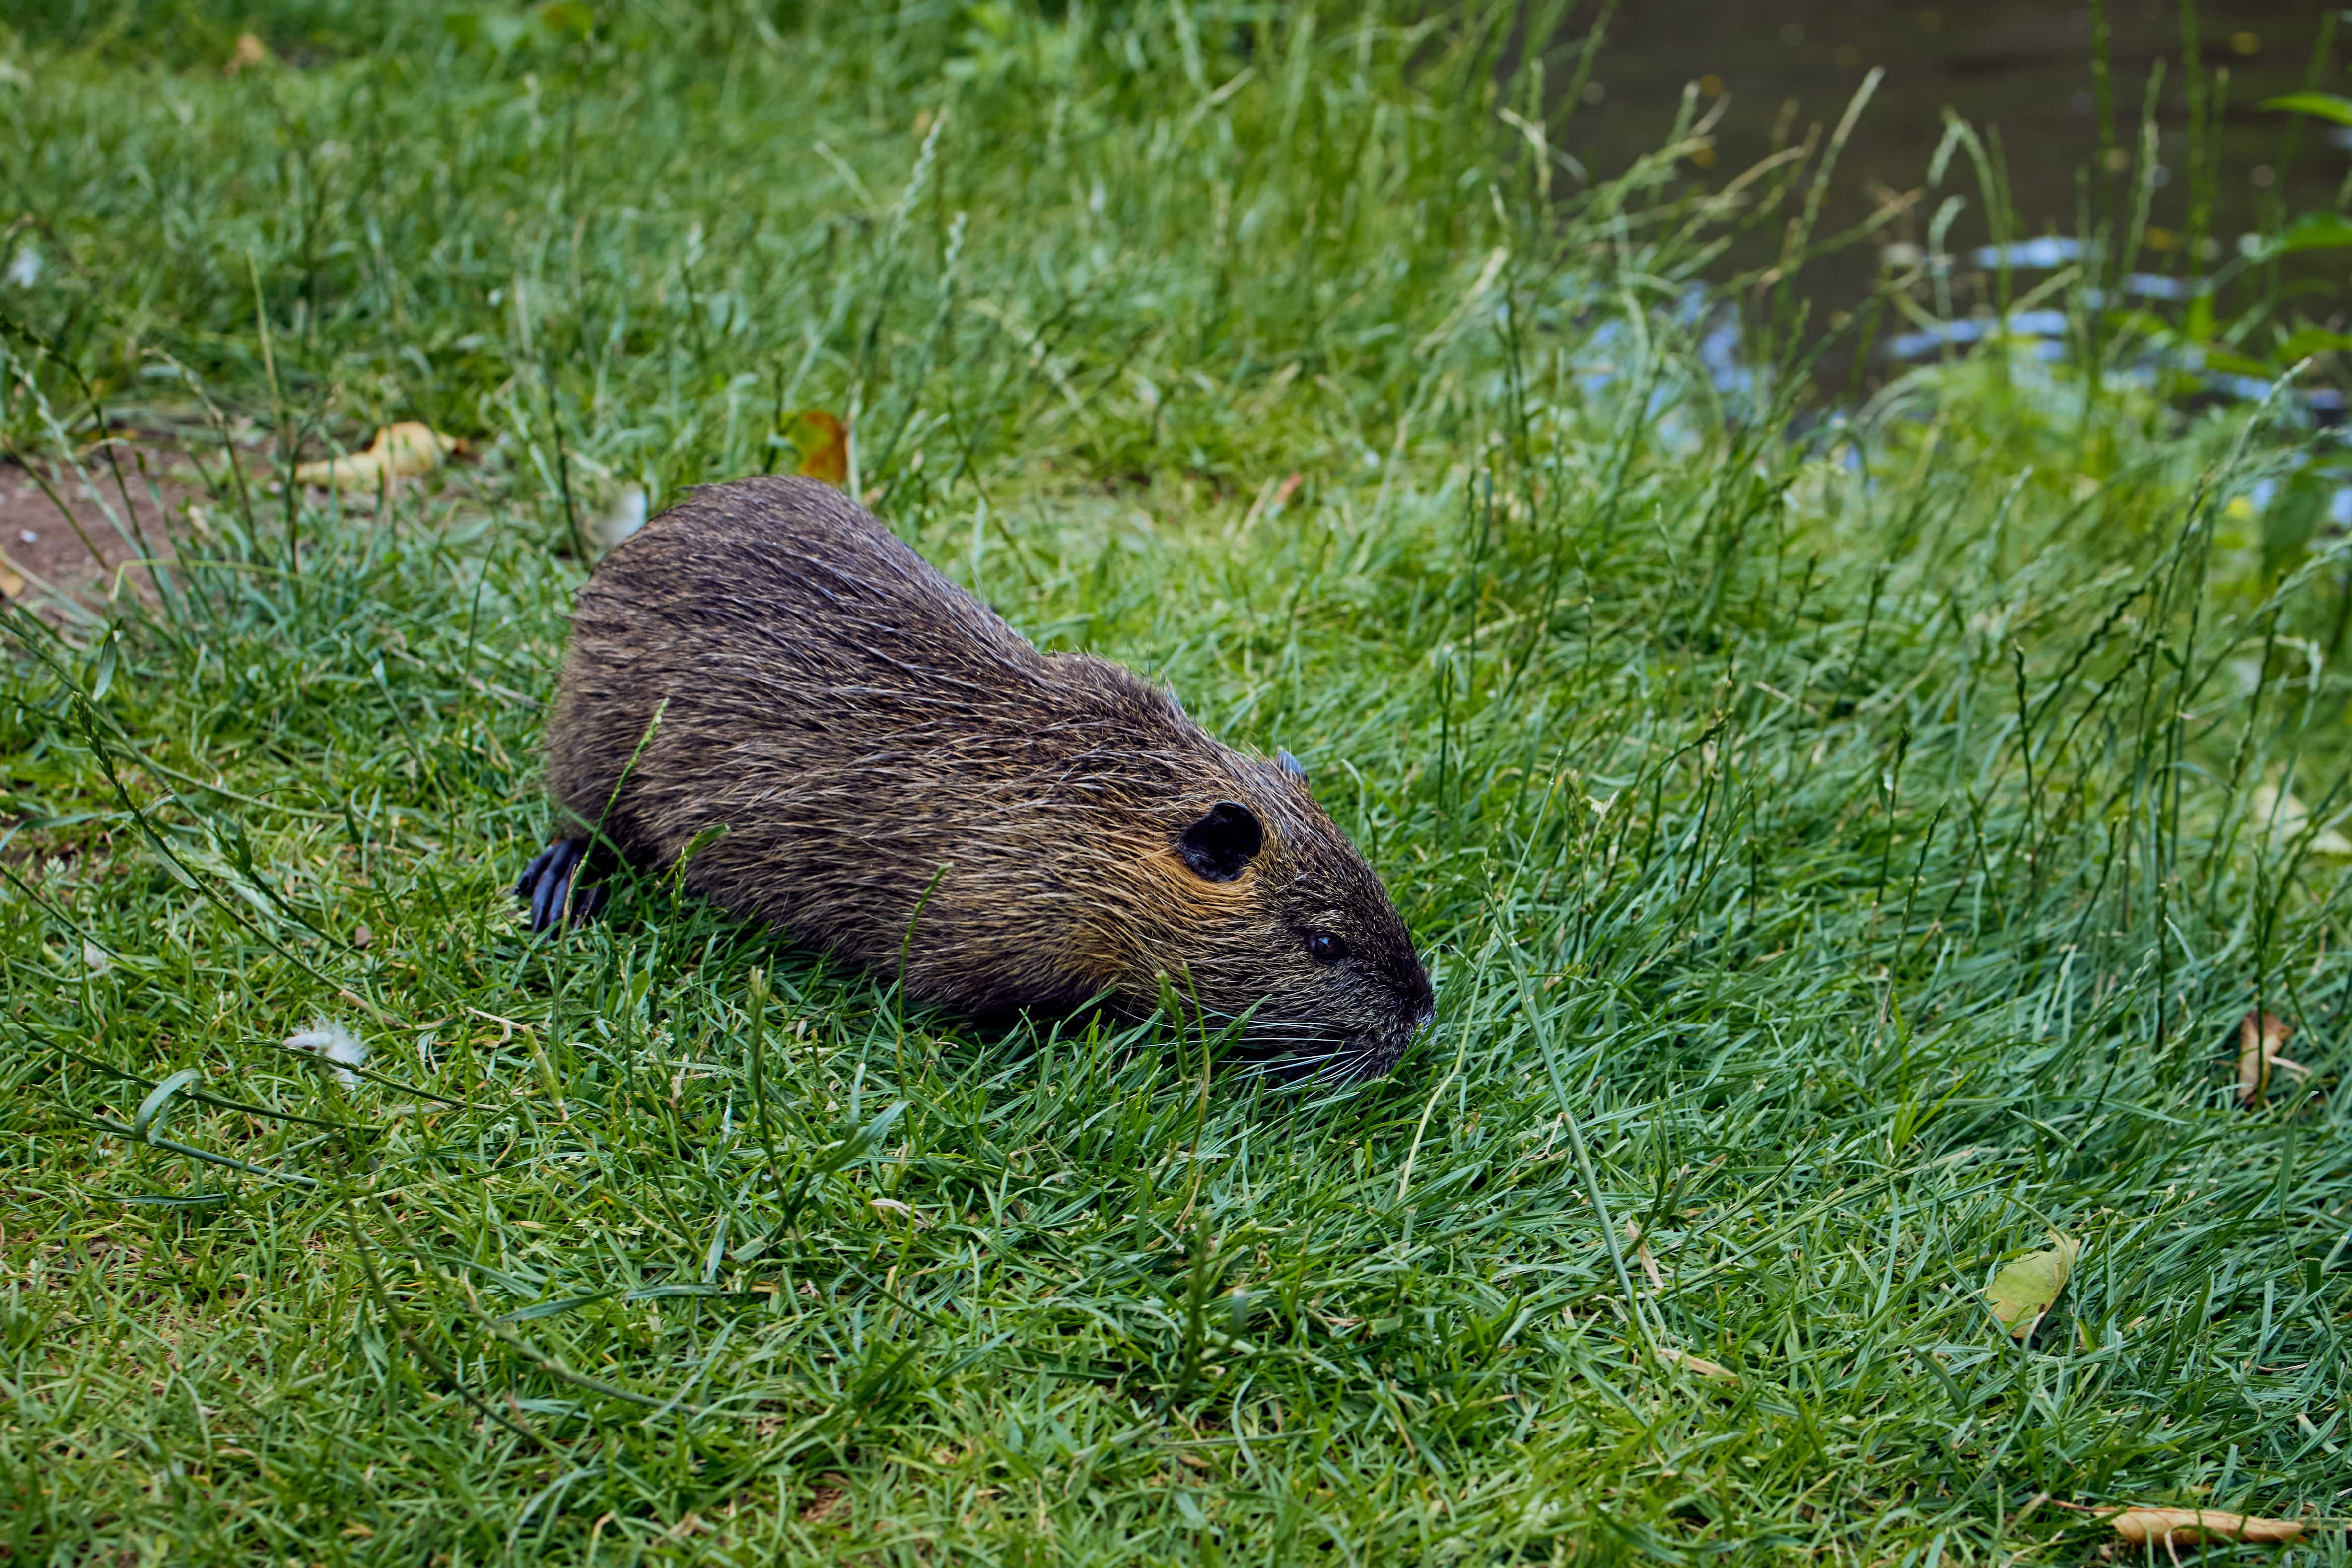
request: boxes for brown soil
[0,447,209,624]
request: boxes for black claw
[539,841,580,930]
[516,841,563,899]
[518,837,602,933]
[529,861,563,931]
[515,836,617,932]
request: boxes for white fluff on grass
[587,484,647,553]
[285,1022,368,1088]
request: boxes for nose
[1402,973,1434,1033]
[1406,966,1435,1023]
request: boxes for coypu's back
[539,476,1432,1077]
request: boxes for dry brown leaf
[785,410,849,487]
[0,558,24,600]
[292,422,460,491]
[2100,1506,2304,1547]
[2235,1010,2308,1107]
[1658,1347,1738,1384]
[225,32,269,74]
[1626,1218,1664,1293]
[799,1480,848,1525]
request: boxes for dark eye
[1306,931,1348,962]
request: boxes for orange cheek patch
[1071,834,1276,983]
[1138,846,1258,909]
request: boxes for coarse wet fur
[524,476,1434,1079]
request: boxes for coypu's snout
[1334,950,1436,1081]
[1161,758,1434,1082]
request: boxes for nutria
[517,476,1433,1079]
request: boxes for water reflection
[1543,0,2346,394]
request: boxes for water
[1545,0,2346,395]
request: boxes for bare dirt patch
[0,429,476,625]
[0,448,208,624]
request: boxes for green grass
[4,4,2350,1563]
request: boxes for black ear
[1177,800,1263,882]
[1276,749,1309,783]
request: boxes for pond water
[1544,0,2346,395]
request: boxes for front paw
[514,837,607,931]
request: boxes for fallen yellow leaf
[1657,1347,1738,1384]
[2235,1010,2308,1107]
[293,422,460,491]
[2101,1505,2304,1547]
[1986,1232,2079,1340]
[785,410,849,487]
[0,559,23,599]
[225,32,269,75]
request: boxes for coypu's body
[521,476,1432,1078]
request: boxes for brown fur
[541,476,1432,1078]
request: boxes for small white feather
[286,1021,368,1088]
[588,484,648,553]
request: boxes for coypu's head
[1127,750,1433,1080]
